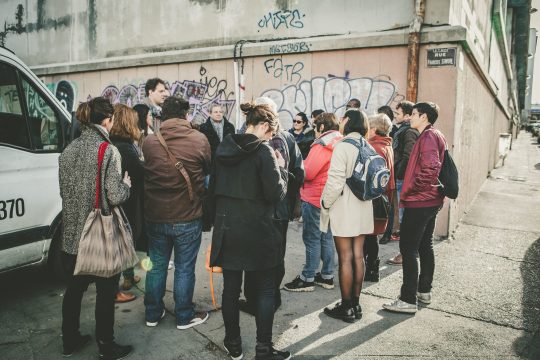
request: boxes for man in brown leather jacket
[142,96,211,330]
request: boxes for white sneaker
[146,310,166,327]
[383,298,417,314]
[417,292,432,304]
[168,261,174,270]
[177,311,209,330]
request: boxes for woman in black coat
[209,102,291,360]
[110,104,145,300]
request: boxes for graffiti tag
[264,58,304,84]
[260,76,400,129]
[269,42,311,55]
[257,10,305,30]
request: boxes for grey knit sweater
[58,125,130,254]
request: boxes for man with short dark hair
[346,98,361,110]
[381,101,419,259]
[144,78,168,125]
[383,102,446,314]
[143,96,211,330]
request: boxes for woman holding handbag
[364,113,395,282]
[58,97,133,360]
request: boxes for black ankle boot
[323,302,356,323]
[364,259,380,282]
[255,342,291,360]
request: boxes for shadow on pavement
[513,237,540,359]
[286,310,410,359]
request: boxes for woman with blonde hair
[320,109,373,323]
[110,104,145,300]
[209,102,291,360]
[364,113,395,282]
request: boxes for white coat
[320,132,374,236]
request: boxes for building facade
[0,0,531,236]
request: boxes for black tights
[334,236,365,305]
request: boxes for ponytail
[75,97,114,126]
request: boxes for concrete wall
[41,44,472,236]
[41,46,409,129]
[1,0,421,67]
[450,46,511,233]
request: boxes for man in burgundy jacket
[383,102,446,314]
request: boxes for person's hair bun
[240,102,256,114]
[75,101,92,124]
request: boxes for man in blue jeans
[142,96,211,329]
[383,101,419,267]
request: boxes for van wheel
[48,224,66,282]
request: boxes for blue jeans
[396,180,404,224]
[300,201,335,282]
[144,219,202,325]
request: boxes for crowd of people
[58,77,449,360]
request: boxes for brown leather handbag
[74,142,139,277]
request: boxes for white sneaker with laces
[417,291,432,304]
[177,311,209,330]
[146,310,166,327]
[383,298,417,314]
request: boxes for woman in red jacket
[284,113,342,292]
[364,113,395,282]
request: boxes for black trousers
[61,252,117,344]
[222,267,278,344]
[399,206,440,304]
[245,219,288,305]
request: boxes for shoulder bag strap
[155,130,195,202]
[94,142,109,209]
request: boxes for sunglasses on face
[294,120,304,124]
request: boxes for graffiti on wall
[260,76,402,129]
[45,80,77,113]
[100,67,235,124]
[269,41,311,55]
[257,9,305,30]
[264,59,304,84]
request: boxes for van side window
[0,63,30,148]
[22,78,62,151]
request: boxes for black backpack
[438,149,459,199]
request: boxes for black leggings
[334,236,366,303]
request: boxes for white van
[0,46,74,276]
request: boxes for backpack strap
[342,137,365,150]
[155,130,195,202]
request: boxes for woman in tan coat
[320,109,373,323]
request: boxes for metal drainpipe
[406,0,426,102]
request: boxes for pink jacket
[400,125,446,208]
[300,130,343,208]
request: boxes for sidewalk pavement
[0,133,538,359]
